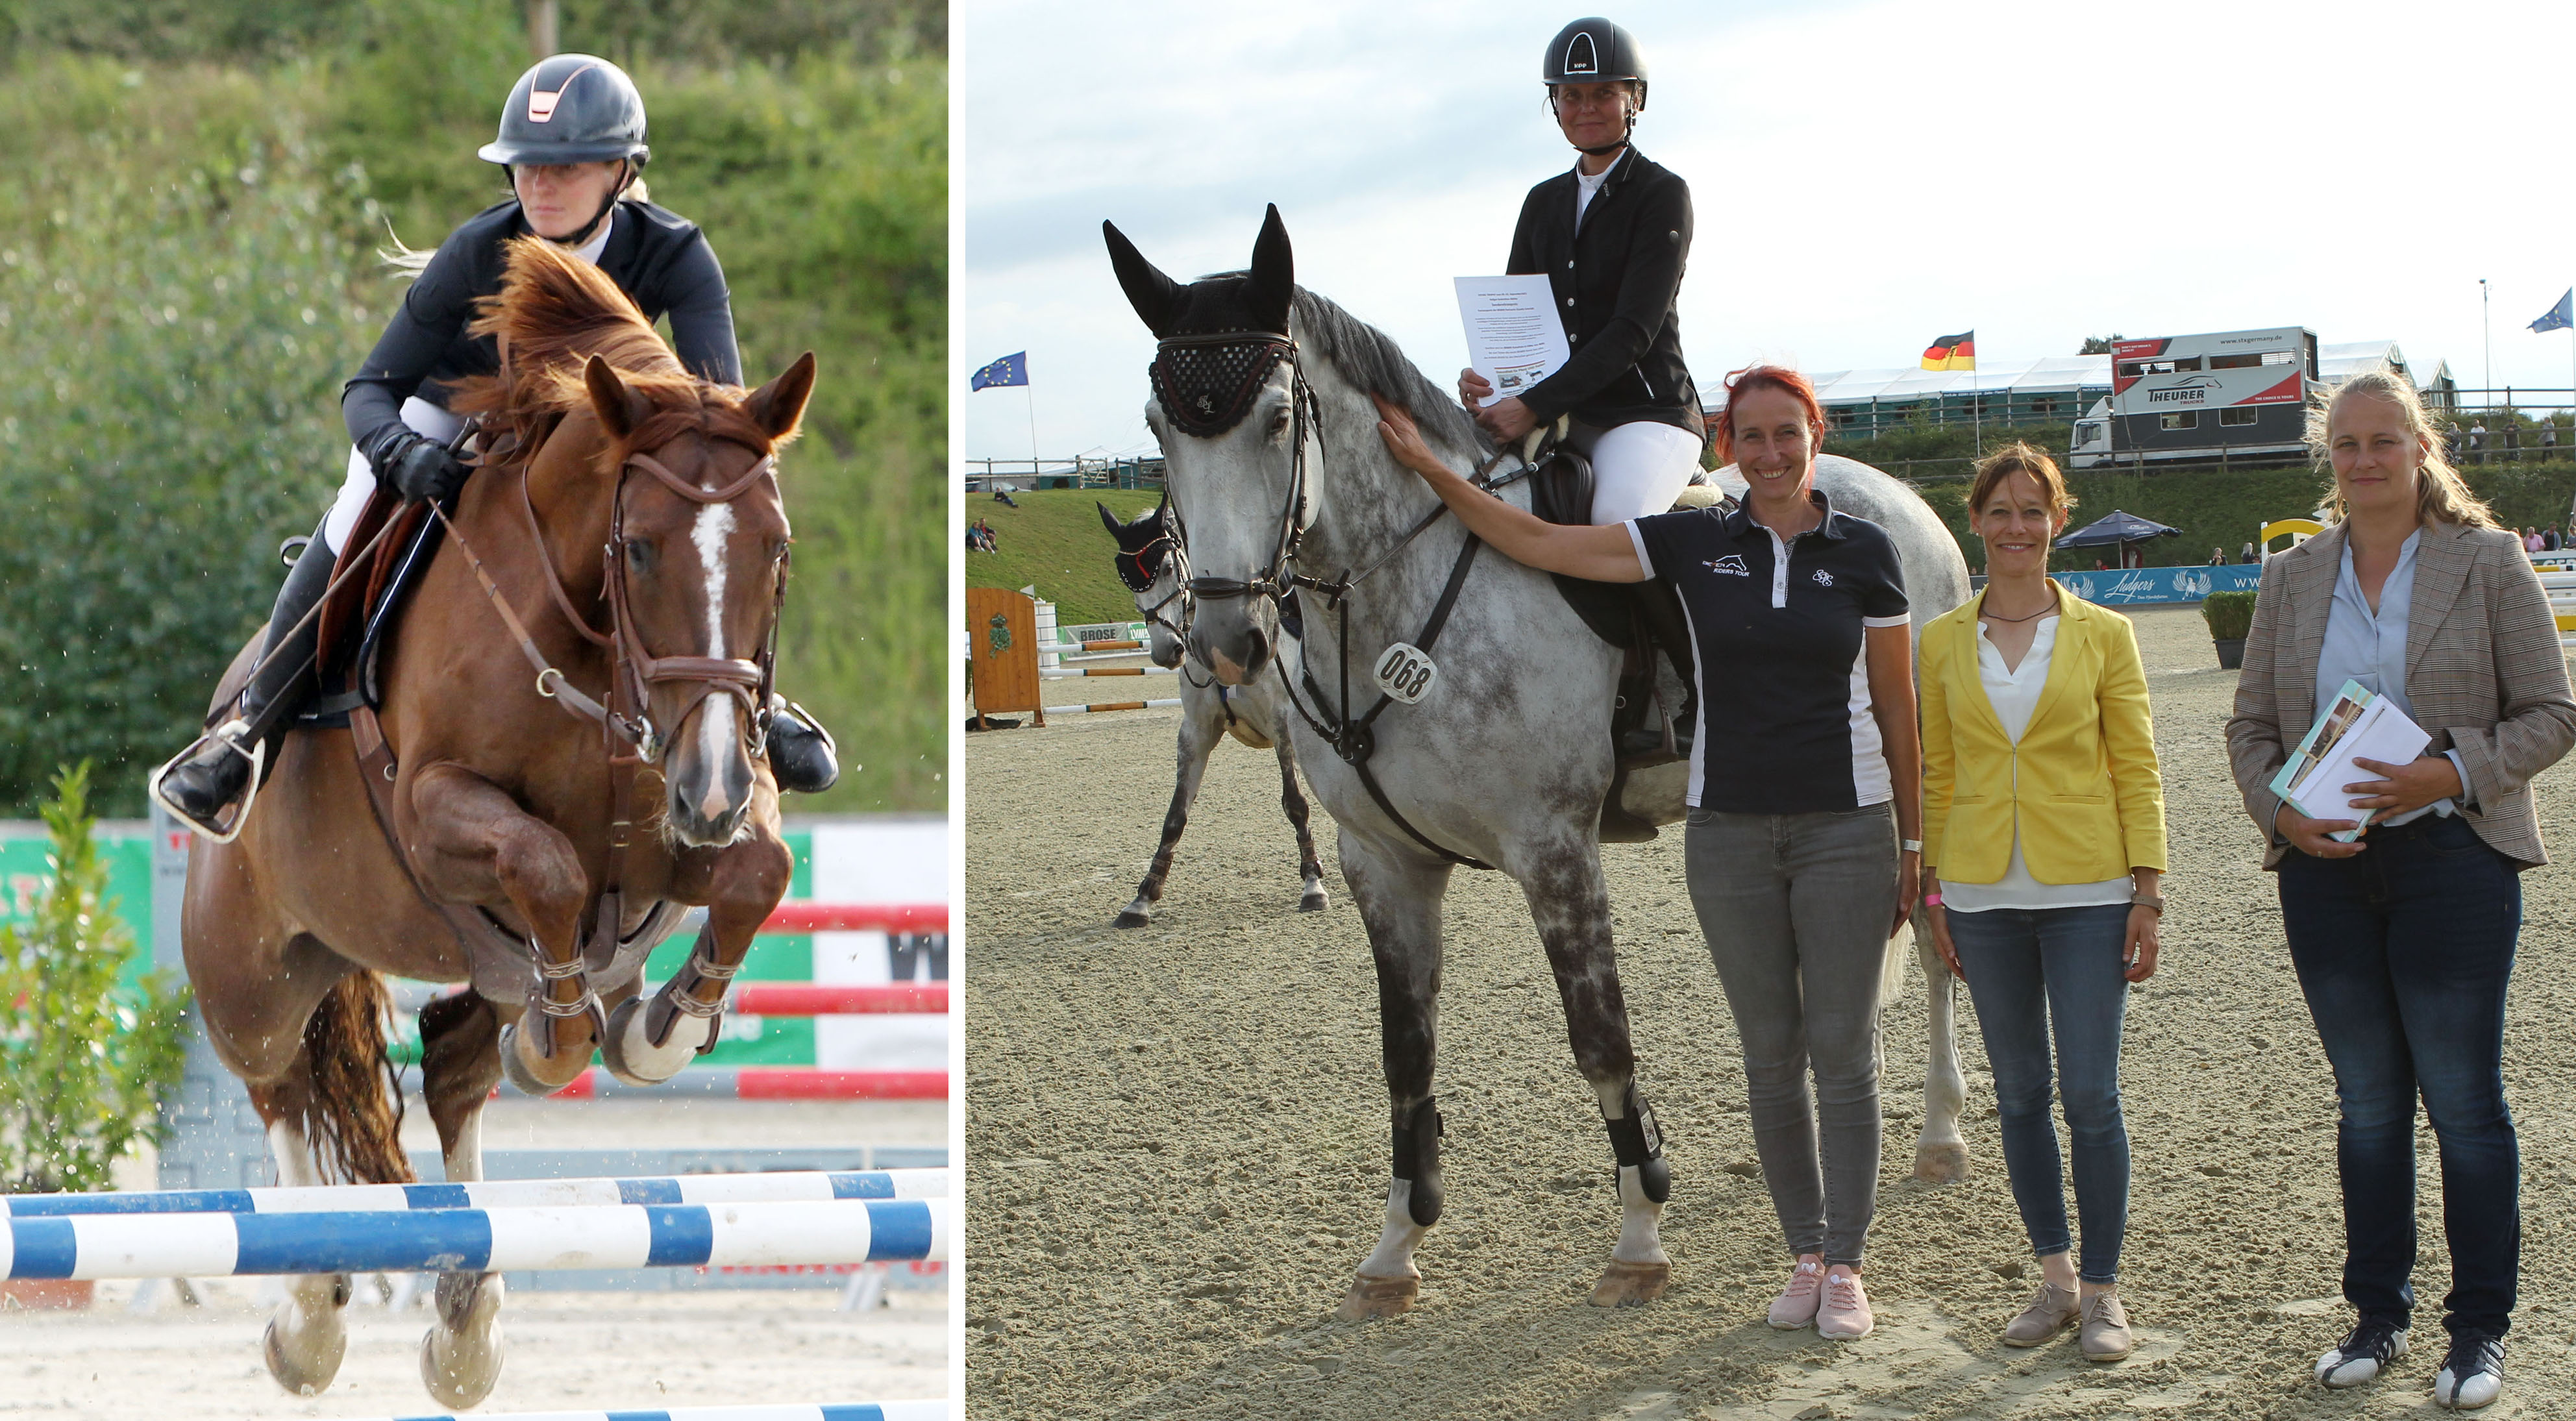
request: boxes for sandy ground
[0,1100,951,1417]
[964,606,2576,1420]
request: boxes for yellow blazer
[1920,582,2167,884]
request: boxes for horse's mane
[1289,286,1494,464]
[449,236,778,457]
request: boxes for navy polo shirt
[1626,490,1910,813]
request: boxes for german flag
[1920,331,1976,371]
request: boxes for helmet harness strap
[516,156,630,249]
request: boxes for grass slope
[963,488,1165,627]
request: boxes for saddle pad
[316,486,428,692]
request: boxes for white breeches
[321,397,463,554]
[1579,419,1705,525]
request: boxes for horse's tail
[300,971,415,1185]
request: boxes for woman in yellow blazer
[1921,444,2168,1363]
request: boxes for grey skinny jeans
[1685,802,1898,1267]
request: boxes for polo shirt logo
[1811,569,1835,587]
[1702,555,1748,576]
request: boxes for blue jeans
[1946,903,2132,1284]
[2279,812,2521,1341]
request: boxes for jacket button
[1566,260,1574,270]
[1565,297,1575,308]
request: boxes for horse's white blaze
[693,502,734,659]
[690,501,741,815]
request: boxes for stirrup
[147,719,267,845]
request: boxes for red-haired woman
[1378,365,1920,1341]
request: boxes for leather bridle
[1151,330,1320,614]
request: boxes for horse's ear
[1104,220,1182,335]
[1097,500,1124,538]
[748,351,819,443]
[1245,203,1293,336]
[1153,487,1170,530]
[585,356,652,440]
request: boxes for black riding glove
[380,432,471,505]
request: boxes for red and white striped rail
[762,903,948,934]
[503,1068,947,1100]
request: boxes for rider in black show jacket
[1505,145,1700,439]
[154,53,837,838]
[343,196,741,465]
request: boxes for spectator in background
[2523,526,2543,554]
[2544,526,2561,553]
[2470,421,2487,463]
[2243,541,2259,563]
[2226,371,2576,1411]
[2210,547,2227,566]
[2542,423,2558,455]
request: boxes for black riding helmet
[1543,18,1647,153]
[479,55,650,244]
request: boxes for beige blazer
[2225,519,2576,869]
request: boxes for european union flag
[2530,290,2573,334]
[971,352,1029,391]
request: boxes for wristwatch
[2130,891,2164,913]
[1900,839,1922,854]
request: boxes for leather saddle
[1522,427,1722,647]
[295,486,446,729]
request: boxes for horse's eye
[623,538,654,572]
[1270,408,1293,439]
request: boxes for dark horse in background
[180,238,815,1405]
[1095,496,1327,928]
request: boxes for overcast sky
[956,0,2576,474]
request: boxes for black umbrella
[2053,510,2181,549]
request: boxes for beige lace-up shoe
[2003,1280,2080,1346]
[1816,1270,1874,1340]
[2080,1290,2135,1362]
[1767,1259,1826,1329]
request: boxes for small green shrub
[0,763,192,1196]
[2202,590,2257,641]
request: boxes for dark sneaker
[767,698,840,794]
[2316,1317,2409,1389]
[2434,1333,2503,1410]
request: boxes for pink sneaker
[1768,1259,1826,1329]
[1817,1270,1874,1339]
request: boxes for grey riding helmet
[1543,18,1648,110]
[478,54,652,168]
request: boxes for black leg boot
[765,697,841,794]
[153,528,334,835]
[1616,581,1696,762]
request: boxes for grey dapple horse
[1095,498,1329,927]
[1104,206,1969,1318]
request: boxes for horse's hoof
[1113,908,1151,929]
[262,1305,344,1396]
[419,1323,504,1409]
[1335,1272,1419,1321]
[1298,889,1328,912]
[1589,1259,1670,1308]
[1913,1142,1971,1184]
[496,1022,586,1095]
[599,995,698,1087]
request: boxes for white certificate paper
[1455,275,1569,407]
[2268,679,2434,841]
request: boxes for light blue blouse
[2314,529,2469,825]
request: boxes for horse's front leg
[602,820,793,1085]
[1518,844,1669,1307]
[1116,692,1224,928]
[1274,736,1328,913]
[406,763,598,1092]
[1336,831,1451,1320]
[414,990,508,1407]
[1909,913,1970,1181]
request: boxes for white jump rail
[2540,570,2576,650]
[1043,697,1183,715]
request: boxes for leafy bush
[2201,590,2256,641]
[0,764,191,1195]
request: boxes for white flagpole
[1023,377,1039,482]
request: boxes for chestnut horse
[182,238,815,1406]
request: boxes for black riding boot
[155,528,334,832]
[766,698,841,794]
[1615,581,1698,763]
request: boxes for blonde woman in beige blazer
[2226,371,2576,1412]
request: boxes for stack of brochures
[2268,679,2434,842]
